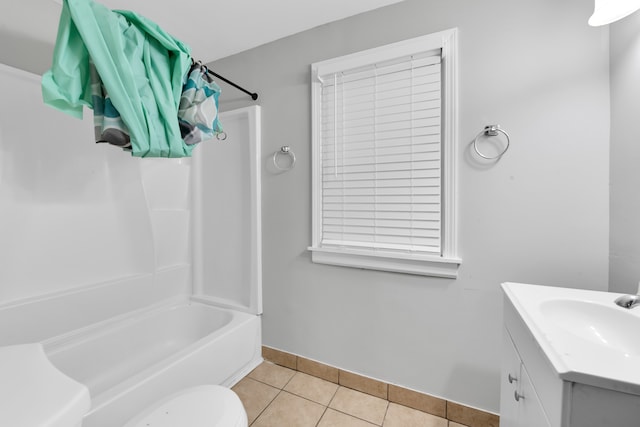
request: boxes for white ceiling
[2,0,406,63]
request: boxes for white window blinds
[317,50,443,255]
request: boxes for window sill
[308,246,461,278]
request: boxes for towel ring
[273,146,296,171]
[473,125,510,160]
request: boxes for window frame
[309,28,461,278]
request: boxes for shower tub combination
[0,105,263,426]
[45,298,261,427]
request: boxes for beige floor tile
[448,422,469,427]
[248,361,296,389]
[251,391,325,427]
[383,402,447,427]
[262,346,297,369]
[298,356,340,383]
[339,370,388,400]
[388,384,446,418]
[446,402,499,427]
[329,386,389,425]
[284,372,339,406]
[318,408,379,427]
[231,377,279,424]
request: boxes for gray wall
[0,34,52,75]
[0,0,58,75]
[610,11,640,294]
[210,0,610,413]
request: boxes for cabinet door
[518,364,551,427]
[500,330,521,427]
[501,330,551,427]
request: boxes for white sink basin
[502,282,640,394]
[540,299,640,357]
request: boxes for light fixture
[589,0,640,26]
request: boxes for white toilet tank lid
[0,343,91,427]
[124,385,247,427]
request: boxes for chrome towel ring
[473,125,510,160]
[273,146,296,171]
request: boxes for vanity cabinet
[501,283,640,427]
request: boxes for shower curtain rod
[205,69,259,101]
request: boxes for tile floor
[232,361,469,427]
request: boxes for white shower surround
[0,63,263,425]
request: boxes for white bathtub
[44,297,262,427]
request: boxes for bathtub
[43,297,262,427]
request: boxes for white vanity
[501,282,640,427]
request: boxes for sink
[502,282,640,394]
[540,299,640,357]
[502,283,640,425]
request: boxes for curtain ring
[273,146,296,171]
[216,132,227,141]
[473,125,510,160]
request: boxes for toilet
[0,343,247,427]
[123,385,247,427]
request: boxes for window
[308,29,460,278]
